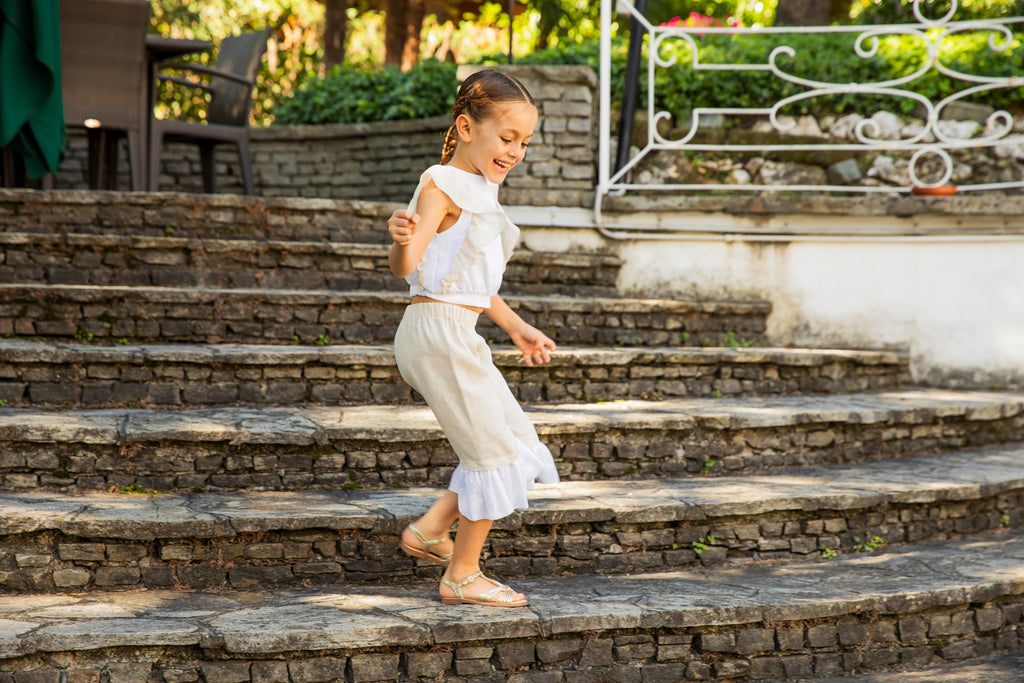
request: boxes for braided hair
[441,69,536,165]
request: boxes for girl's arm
[388,183,453,278]
[486,295,556,367]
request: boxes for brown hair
[441,69,536,165]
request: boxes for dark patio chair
[59,0,150,191]
[148,29,272,195]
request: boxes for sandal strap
[407,523,449,547]
[441,570,483,599]
[477,582,519,604]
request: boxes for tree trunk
[384,0,424,70]
[402,0,426,71]
[775,0,851,25]
[323,0,349,67]
[384,0,408,66]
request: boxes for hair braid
[440,124,458,165]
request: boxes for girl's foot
[440,570,528,607]
[400,524,453,567]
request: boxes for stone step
[0,339,909,407]
[2,389,1021,492]
[0,187,393,243]
[0,284,770,347]
[0,232,621,298]
[1,531,1022,681]
[2,444,1023,593]
[813,651,1024,683]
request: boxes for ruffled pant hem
[448,440,560,521]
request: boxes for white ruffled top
[405,164,520,308]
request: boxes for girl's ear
[454,113,473,143]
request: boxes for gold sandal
[440,571,529,607]
[399,523,452,567]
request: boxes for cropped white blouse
[404,164,520,308]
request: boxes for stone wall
[52,65,598,208]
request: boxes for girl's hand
[512,324,556,367]
[388,209,419,246]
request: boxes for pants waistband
[404,301,480,327]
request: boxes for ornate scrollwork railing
[597,0,1024,219]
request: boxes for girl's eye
[500,138,511,144]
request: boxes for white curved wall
[518,221,1024,389]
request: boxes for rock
[829,113,864,141]
[819,115,836,131]
[994,142,1024,161]
[758,160,827,186]
[868,111,903,141]
[937,120,981,140]
[745,157,765,176]
[901,121,936,143]
[952,163,974,182]
[941,100,995,123]
[751,120,776,134]
[636,150,693,184]
[700,113,726,128]
[729,168,752,185]
[827,158,862,185]
[783,115,825,138]
[867,155,911,185]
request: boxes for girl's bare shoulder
[418,178,459,216]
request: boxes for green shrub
[272,59,457,126]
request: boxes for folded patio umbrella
[0,0,64,178]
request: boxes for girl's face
[451,101,538,184]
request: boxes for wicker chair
[148,29,272,195]
[59,0,150,191]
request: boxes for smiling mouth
[494,159,513,171]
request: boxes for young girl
[387,69,559,608]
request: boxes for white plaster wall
[519,225,1024,388]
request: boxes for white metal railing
[597,0,1024,222]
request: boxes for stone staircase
[1,189,1023,682]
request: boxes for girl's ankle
[444,566,481,582]
[410,521,449,540]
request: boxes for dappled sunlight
[299,591,436,612]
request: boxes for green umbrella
[0,0,64,178]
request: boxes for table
[144,35,211,187]
[146,35,213,63]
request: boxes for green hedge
[272,59,457,126]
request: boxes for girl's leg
[401,490,459,557]
[441,514,525,602]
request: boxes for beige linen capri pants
[393,302,556,520]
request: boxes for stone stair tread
[0,282,770,313]
[0,231,623,268]
[2,443,1023,536]
[2,388,1020,445]
[0,338,906,367]
[2,530,1022,658]
[810,651,1024,683]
